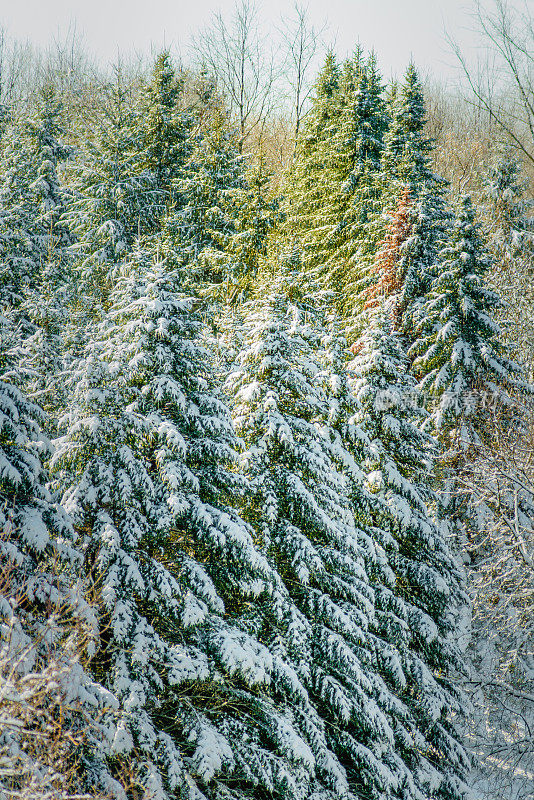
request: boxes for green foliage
[410,195,529,446]
[2,42,528,800]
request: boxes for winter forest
[1,0,533,799]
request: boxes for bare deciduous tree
[0,28,35,112]
[278,4,324,142]
[450,0,534,170]
[192,0,276,152]
[459,412,534,799]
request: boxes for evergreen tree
[25,87,73,252]
[347,310,472,800]
[0,124,41,312]
[0,306,121,798]
[409,194,530,448]
[161,102,246,287]
[227,280,420,800]
[140,51,192,222]
[396,185,453,347]
[281,51,388,324]
[65,66,156,315]
[0,89,74,426]
[281,51,344,277]
[213,158,279,293]
[380,64,434,198]
[0,89,71,314]
[52,244,324,800]
[0,313,76,635]
[326,52,387,310]
[359,180,454,353]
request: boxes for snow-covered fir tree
[333,52,387,301]
[13,88,75,421]
[409,194,530,448]
[359,178,454,353]
[359,64,448,332]
[281,51,344,277]
[395,184,453,347]
[0,306,121,798]
[65,66,157,316]
[347,308,472,800]
[0,89,71,317]
[226,276,430,800]
[52,242,333,800]
[161,101,246,288]
[282,50,387,314]
[380,64,434,199]
[211,157,279,296]
[139,50,192,223]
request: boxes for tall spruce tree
[0,304,122,798]
[334,53,387,298]
[281,50,388,327]
[52,243,329,800]
[140,51,192,224]
[281,51,344,278]
[409,194,530,448]
[65,66,156,316]
[17,89,75,420]
[212,158,279,293]
[484,147,534,260]
[357,64,448,335]
[396,185,453,348]
[0,90,71,316]
[347,310,472,800]
[380,64,433,198]
[226,278,427,800]
[362,186,412,322]
[161,102,246,288]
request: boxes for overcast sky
[0,0,485,82]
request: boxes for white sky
[0,0,486,82]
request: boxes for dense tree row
[1,45,532,800]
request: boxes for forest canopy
[0,2,533,800]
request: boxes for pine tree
[281,51,344,277]
[282,50,389,321]
[227,280,421,800]
[0,125,39,312]
[0,89,71,315]
[410,194,530,448]
[380,64,434,198]
[359,180,454,353]
[65,66,156,316]
[140,51,192,223]
[0,305,121,798]
[52,243,327,800]
[0,313,77,635]
[372,64,455,349]
[326,53,387,311]
[161,102,246,287]
[348,310,472,800]
[213,158,279,295]
[0,89,75,429]
[396,185,453,348]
